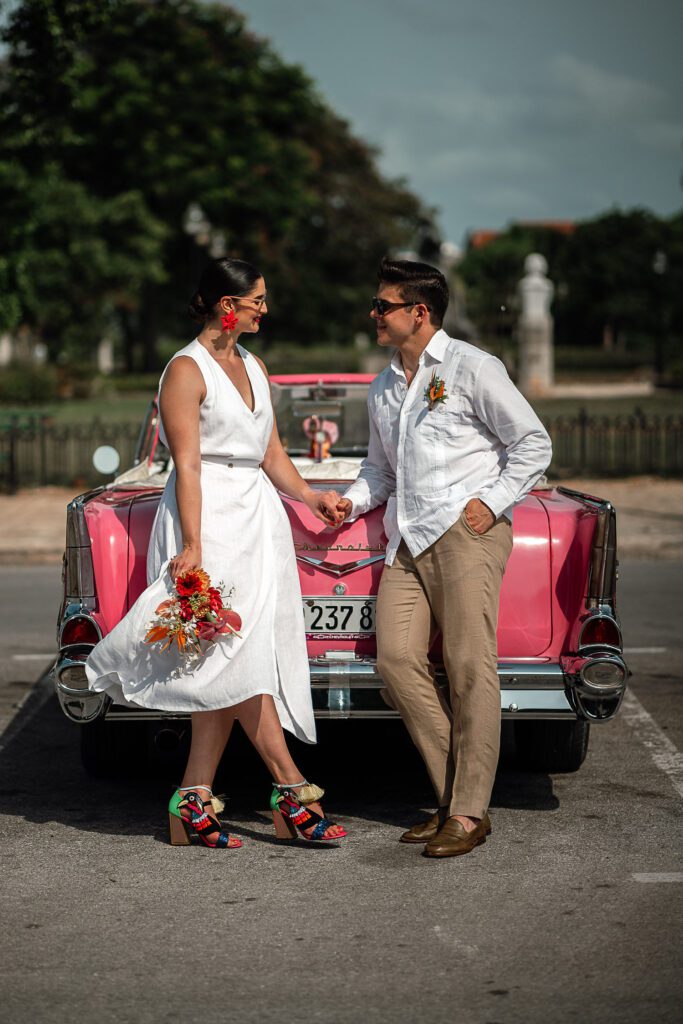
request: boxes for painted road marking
[624,647,668,654]
[621,691,683,800]
[11,654,55,661]
[632,873,683,883]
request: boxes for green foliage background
[458,209,683,377]
[0,0,437,369]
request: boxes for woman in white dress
[86,258,347,848]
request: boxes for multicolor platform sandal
[270,781,347,842]
[168,786,242,849]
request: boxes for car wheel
[79,719,147,778]
[514,719,590,773]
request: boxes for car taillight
[61,616,99,647]
[580,616,620,649]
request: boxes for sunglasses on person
[230,295,267,311]
[371,297,430,317]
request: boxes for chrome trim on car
[55,688,108,723]
[557,486,618,610]
[53,625,107,722]
[58,491,103,636]
[296,555,386,576]
[58,612,102,649]
[54,654,90,690]
[101,686,574,721]
[578,610,623,651]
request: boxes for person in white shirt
[337,258,552,858]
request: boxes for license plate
[303,597,376,634]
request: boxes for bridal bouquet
[145,568,242,658]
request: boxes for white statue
[518,253,554,326]
[517,253,554,395]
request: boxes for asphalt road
[0,562,681,1024]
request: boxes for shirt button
[228,462,234,468]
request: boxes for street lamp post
[652,250,668,381]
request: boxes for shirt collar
[390,329,450,380]
[423,329,449,365]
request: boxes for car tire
[514,719,590,773]
[80,719,147,778]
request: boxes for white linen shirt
[343,330,552,566]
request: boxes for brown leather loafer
[423,814,492,858]
[399,809,447,844]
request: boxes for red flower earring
[221,310,239,332]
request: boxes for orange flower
[424,371,448,409]
[176,568,211,596]
[145,625,170,643]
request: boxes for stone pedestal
[517,321,554,395]
[517,254,554,396]
[0,334,13,367]
[97,338,115,375]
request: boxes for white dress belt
[200,455,262,469]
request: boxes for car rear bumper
[54,654,627,723]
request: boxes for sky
[234,0,683,247]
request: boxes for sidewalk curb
[0,550,63,565]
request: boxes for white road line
[621,691,683,801]
[11,654,55,661]
[632,873,683,883]
[624,647,668,654]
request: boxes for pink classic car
[55,373,628,776]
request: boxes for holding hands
[302,488,347,526]
[336,497,353,523]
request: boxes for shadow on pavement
[0,689,559,842]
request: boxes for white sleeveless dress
[85,339,316,743]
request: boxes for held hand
[168,544,202,580]
[304,488,345,527]
[464,498,495,535]
[336,498,353,522]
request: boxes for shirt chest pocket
[416,393,469,439]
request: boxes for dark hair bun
[189,258,262,323]
[188,291,210,323]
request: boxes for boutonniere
[424,370,448,410]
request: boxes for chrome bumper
[53,653,107,723]
[54,651,627,724]
[306,659,588,720]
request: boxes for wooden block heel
[272,808,297,840]
[168,811,191,846]
[167,788,242,849]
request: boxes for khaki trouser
[376,512,513,819]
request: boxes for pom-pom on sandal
[168,786,242,849]
[270,781,347,842]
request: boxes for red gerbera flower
[176,568,211,596]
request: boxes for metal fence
[1,411,682,492]
[0,416,141,492]
[546,410,683,478]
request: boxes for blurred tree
[559,209,669,351]
[0,0,435,369]
[459,210,682,368]
[0,160,168,359]
[458,224,567,349]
